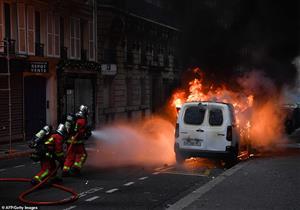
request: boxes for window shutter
[75,18,80,59]
[53,15,60,57]
[88,21,94,61]
[47,13,53,56]
[0,1,4,52]
[17,3,26,53]
[70,18,75,58]
[27,5,35,55]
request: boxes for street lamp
[0,39,12,154]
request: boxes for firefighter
[28,125,53,162]
[63,105,90,176]
[31,124,67,185]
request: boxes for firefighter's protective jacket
[44,133,64,159]
[67,117,87,144]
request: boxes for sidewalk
[169,138,300,210]
[0,141,33,160]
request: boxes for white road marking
[106,188,119,193]
[63,205,77,210]
[0,169,7,172]
[139,176,148,180]
[63,206,77,210]
[14,164,25,168]
[85,196,99,202]
[124,182,135,186]
[152,172,160,175]
[78,187,103,198]
[167,161,249,210]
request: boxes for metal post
[93,0,97,61]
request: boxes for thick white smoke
[88,117,175,167]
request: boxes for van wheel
[175,152,185,164]
[225,146,238,168]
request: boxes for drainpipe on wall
[93,0,98,62]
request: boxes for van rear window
[184,106,206,125]
[209,109,223,126]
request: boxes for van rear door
[205,105,231,151]
[179,105,206,149]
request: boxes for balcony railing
[3,39,16,55]
[35,43,44,56]
[60,46,68,59]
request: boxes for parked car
[174,101,240,165]
[282,104,300,134]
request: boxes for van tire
[175,152,185,164]
[225,146,238,167]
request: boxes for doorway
[24,76,46,140]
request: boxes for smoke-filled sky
[176,0,299,89]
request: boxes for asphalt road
[0,150,225,210]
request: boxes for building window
[53,16,60,57]
[35,11,40,43]
[60,17,64,47]
[47,13,53,56]
[70,17,80,59]
[17,3,26,53]
[126,77,133,106]
[4,3,10,39]
[47,13,60,57]
[88,21,94,61]
[27,5,35,55]
[0,2,4,44]
[140,78,146,105]
[103,78,114,108]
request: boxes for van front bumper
[174,143,234,159]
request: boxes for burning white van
[174,101,240,164]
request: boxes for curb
[0,150,33,160]
[167,160,250,210]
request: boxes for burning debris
[169,68,287,151]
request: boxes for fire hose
[0,135,79,205]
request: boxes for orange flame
[169,68,284,150]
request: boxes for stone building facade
[95,0,181,125]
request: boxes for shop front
[57,60,98,127]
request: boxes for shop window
[17,3,26,53]
[27,5,35,55]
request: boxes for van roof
[182,101,232,107]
